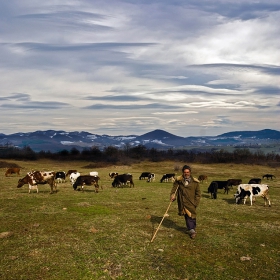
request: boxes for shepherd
[170,165,201,239]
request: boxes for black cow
[248,178,262,184]
[160,173,175,183]
[208,181,218,199]
[73,175,100,192]
[263,174,276,180]
[147,173,155,182]
[208,180,229,194]
[55,171,66,183]
[139,172,151,180]
[112,174,134,188]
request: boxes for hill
[0,129,279,152]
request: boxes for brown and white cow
[5,167,21,177]
[234,184,271,206]
[17,171,56,194]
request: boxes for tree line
[0,144,279,166]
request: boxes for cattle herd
[3,167,276,206]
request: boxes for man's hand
[170,194,176,202]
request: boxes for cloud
[0,0,279,136]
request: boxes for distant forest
[0,144,279,167]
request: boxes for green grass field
[0,160,279,280]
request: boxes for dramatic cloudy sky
[1,0,279,137]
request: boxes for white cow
[70,172,81,186]
[234,184,271,206]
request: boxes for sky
[0,0,280,137]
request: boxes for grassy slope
[0,160,279,280]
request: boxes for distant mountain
[218,129,280,139]
[0,129,279,152]
[137,129,184,140]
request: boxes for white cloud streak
[0,0,279,137]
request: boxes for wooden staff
[150,185,179,243]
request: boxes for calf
[208,181,218,199]
[5,167,21,177]
[112,173,134,188]
[90,171,98,176]
[248,178,262,184]
[198,174,208,183]
[73,175,100,192]
[234,184,271,206]
[55,171,66,183]
[160,173,175,183]
[17,171,56,194]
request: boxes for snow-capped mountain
[0,129,279,152]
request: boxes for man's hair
[182,165,191,172]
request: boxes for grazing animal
[262,174,276,180]
[139,172,151,180]
[5,167,21,177]
[73,175,100,192]
[147,173,155,182]
[17,171,56,194]
[198,175,208,183]
[90,171,98,176]
[234,184,271,206]
[109,172,118,179]
[208,180,229,194]
[160,173,176,183]
[55,171,66,183]
[227,179,242,188]
[112,174,134,188]
[69,172,81,185]
[248,178,262,184]
[208,181,218,199]
[66,170,77,177]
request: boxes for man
[170,165,201,239]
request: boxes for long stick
[150,185,179,243]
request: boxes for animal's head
[73,182,78,190]
[17,178,26,188]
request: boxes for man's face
[183,169,191,179]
